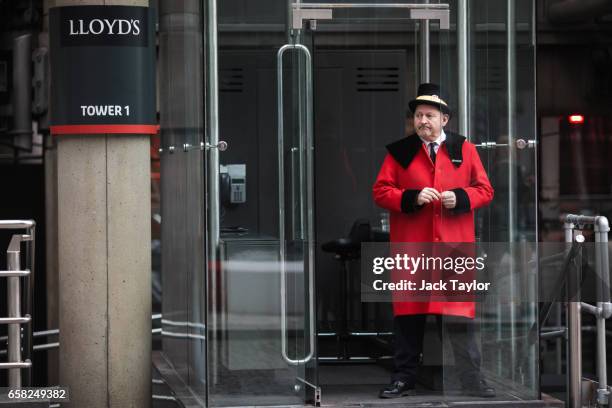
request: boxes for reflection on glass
[208,0,313,405]
[158,0,207,403]
[447,0,538,401]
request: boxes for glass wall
[295,3,455,404]
[156,0,540,406]
[207,0,315,405]
[442,0,539,400]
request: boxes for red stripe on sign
[51,124,159,135]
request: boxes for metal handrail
[535,239,584,336]
[564,214,611,408]
[0,220,36,388]
[0,316,31,324]
[0,362,32,369]
[0,270,30,277]
[0,220,35,229]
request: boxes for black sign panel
[59,6,149,47]
[50,6,156,133]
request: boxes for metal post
[506,0,516,244]
[0,223,34,386]
[207,0,220,250]
[24,225,35,386]
[457,0,469,137]
[565,221,582,408]
[595,216,610,406]
[505,2,518,379]
[206,0,220,387]
[7,237,22,388]
[419,0,430,84]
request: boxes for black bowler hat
[408,83,452,117]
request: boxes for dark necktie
[429,142,437,164]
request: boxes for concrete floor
[320,384,564,407]
[152,352,565,408]
[318,364,564,407]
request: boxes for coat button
[434,237,440,241]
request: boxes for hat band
[415,95,448,107]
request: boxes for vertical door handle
[277,43,316,366]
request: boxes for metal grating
[355,67,399,92]
[220,68,244,92]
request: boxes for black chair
[321,218,372,360]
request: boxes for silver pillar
[7,242,21,388]
[206,0,220,387]
[420,19,430,83]
[457,0,469,137]
[595,217,610,406]
[506,0,516,243]
[564,222,582,408]
[567,299,582,408]
[206,0,220,253]
[505,1,518,374]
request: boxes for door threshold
[318,384,564,408]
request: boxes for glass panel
[158,0,540,405]
[287,34,317,402]
[443,0,538,401]
[205,0,315,405]
[296,1,457,404]
[158,0,207,404]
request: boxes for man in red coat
[373,83,495,399]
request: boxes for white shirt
[419,129,446,154]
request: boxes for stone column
[49,0,152,406]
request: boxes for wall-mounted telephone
[220,164,246,205]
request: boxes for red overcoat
[372,132,494,318]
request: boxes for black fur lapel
[385,134,422,169]
[386,132,466,169]
[444,131,466,168]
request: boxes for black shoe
[462,379,496,398]
[379,380,416,399]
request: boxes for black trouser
[391,314,481,387]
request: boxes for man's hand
[416,187,441,206]
[441,191,456,209]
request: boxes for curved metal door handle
[277,43,316,366]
